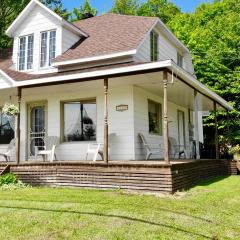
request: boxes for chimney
[82,13,94,20]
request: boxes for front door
[177,110,186,150]
[27,102,47,159]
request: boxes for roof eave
[52,50,137,67]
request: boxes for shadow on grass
[0,198,212,223]
[0,205,212,239]
[195,175,230,187]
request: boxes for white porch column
[163,71,170,164]
[103,78,109,164]
[16,87,22,164]
[194,90,200,159]
[214,102,219,159]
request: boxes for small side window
[148,100,162,135]
[177,52,183,68]
[150,31,159,61]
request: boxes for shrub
[0,173,18,186]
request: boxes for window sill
[60,141,98,145]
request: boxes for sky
[62,0,210,14]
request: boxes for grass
[0,176,239,240]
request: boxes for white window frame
[18,34,34,71]
[177,52,184,68]
[40,29,57,69]
[150,30,159,62]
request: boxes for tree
[0,0,69,49]
[168,0,240,149]
[137,0,181,24]
[111,0,139,15]
[72,0,97,21]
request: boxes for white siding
[0,75,12,89]
[12,5,62,73]
[62,28,80,54]
[133,86,190,160]
[135,27,195,74]
[19,81,135,161]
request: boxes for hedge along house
[0,0,235,192]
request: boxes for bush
[0,173,18,186]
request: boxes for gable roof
[54,14,158,65]
[6,0,88,38]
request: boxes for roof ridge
[73,13,158,25]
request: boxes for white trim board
[53,50,137,67]
[6,0,88,38]
[0,60,233,110]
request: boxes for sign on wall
[116,104,128,112]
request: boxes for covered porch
[0,61,232,164]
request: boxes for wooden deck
[0,159,238,193]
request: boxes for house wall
[12,5,80,74]
[19,81,135,161]
[135,26,195,75]
[133,86,190,160]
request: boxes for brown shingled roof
[55,14,158,63]
[0,14,157,81]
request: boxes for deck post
[163,71,169,164]
[103,78,109,164]
[214,102,219,159]
[194,90,200,159]
[16,87,22,165]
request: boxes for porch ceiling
[110,72,217,111]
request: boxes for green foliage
[0,0,70,49]
[72,0,97,21]
[0,173,17,186]
[168,0,240,148]
[111,0,139,15]
[137,0,181,24]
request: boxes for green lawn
[0,176,239,240]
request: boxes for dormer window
[40,30,56,68]
[18,34,34,71]
[177,52,183,68]
[150,30,159,61]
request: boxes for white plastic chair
[86,133,117,161]
[168,137,188,159]
[0,139,15,162]
[35,136,59,162]
[139,133,163,160]
[86,143,103,161]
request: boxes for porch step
[0,165,10,175]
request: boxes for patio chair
[0,139,15,162]
[139,133,162,160]
[86,133,117,161]
[168,137,188,159]
[86,143,103,161]
[35,136,59,162]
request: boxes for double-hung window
[177,52,183,68]
[18,34,34,71]
[40,30,56,68]
[148,100,162,135]
[0,108,15,144]
[150,30,159,61]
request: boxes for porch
[0,159,237,193]
[0,63,230,164]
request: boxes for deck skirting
[0,160,237,193]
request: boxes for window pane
[150,31,158,61]
[177,53,183,67]
[63,101,96,142]
[27,35,34,70]
[40,32,48,67]
[19,37,26,70]
[0,110,15,144]
[148,100,162,135]
[49,30,56,65]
